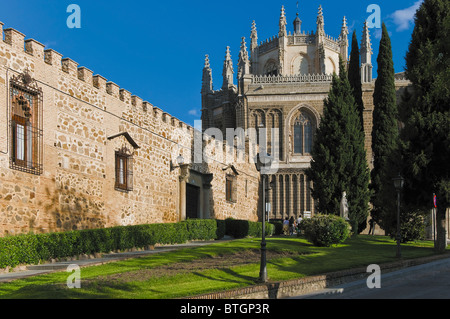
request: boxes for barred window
[9,71,43,175]
[115,148,133,192]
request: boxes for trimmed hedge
[225,218,274,239]
[0,218,271,269]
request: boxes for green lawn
[0,235,445,299]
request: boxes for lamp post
[256,152,272,283]
[392,174,404,258]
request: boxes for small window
[115,149,133,192]
[226,175,237,202]
[245,179,248,197]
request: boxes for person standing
[297,214,303,234]
[289,216,295,236]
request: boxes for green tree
[370,23,401,236]
[348,30,364,125]
[403,0,450,252]
[307,59,370,234]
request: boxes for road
[292,257,450,299]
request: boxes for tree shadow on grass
[0,275,143,299]
[192,267,257,286]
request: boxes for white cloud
[348,20,356,34]
[374,28,382,40]
[188,109,200,117]
[390,0,423,31]
[373,28,392,40]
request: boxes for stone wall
[0,24,260,236]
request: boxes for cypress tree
[403,0,450,252]
[348,30,364,125]
[370,23,401,236]
[307,59,370,234]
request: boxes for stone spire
[360,21,373,82]
[316,5,325,38]
[294,1,302,34]
[250,20,258,51]
[293,12,302,34]
[339,16,349,63]
[238,37,250,78]
[222,46,234,89]
[278,6,288,75]
[279,5,287,37]
[201,54,213,94]
[315,5,325,74]
[250,21,259,74]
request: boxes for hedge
[0,218,272,269]
[225,218,274,239]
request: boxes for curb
[184,252,450,299]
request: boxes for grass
[0,235,446,299]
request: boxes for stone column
[301,174,306,214]
[280,175,285,218]
[202,174,214,219]
[285,175,289,219]
[297,174,302,216]
[268,175,274,220]
[178,164,190,221]
[275,174,280,219]
[289,174,294,217]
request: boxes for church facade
[201,6,412,222]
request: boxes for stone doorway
[186,183,200,219]
[178,164,213,221]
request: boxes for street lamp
[393,174,404,258]
[255,152,273,283]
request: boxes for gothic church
[201,5,411,221]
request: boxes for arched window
[264,60,279,76]
[293,112,314,155]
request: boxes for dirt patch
[84,249,298,285]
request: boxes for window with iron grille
[115,148,133,192]
[9,71,43,175]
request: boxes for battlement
[0,23,194,133]
[258,36,279,54]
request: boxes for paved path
[0,240,226,283]
[292,256,450,299]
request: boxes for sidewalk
[0,240,227,283]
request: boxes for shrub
[300,214,351,247]
[399,208,427,243]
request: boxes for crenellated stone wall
[0,23,261,236]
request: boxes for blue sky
[1,0,422,126]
